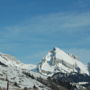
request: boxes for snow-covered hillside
[0,53,37,70]
[0,53,49,90]
[38,47,89,76]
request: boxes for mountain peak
[38,47,89,76]
[52,47,60,51]
[52,47,63,52]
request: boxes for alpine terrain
[38,47,89,76]
[0,47,90,90]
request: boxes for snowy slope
[0,48,89,89]
[38,47,89,76]
[0,53,48,90]
[0,53,36,70]
[0,65,49,90]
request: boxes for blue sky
[0,0,90,64]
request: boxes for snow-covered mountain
[38,47,89,76]
[0,53,49,90]
[0,47,89,90]
[0,53,36,70]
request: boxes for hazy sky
[0,0,90,64]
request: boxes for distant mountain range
[0,47,90,90]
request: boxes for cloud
[0,12,90,46]
[77,0,90,8]
[2,12,90,34]
[0,12,90,47]
[0,11,90,64]
[27,12,90,32]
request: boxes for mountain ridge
[0,47,89,90]
[38,47,89,76]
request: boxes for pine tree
[88,62,90,75]
[6,75,9,90]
